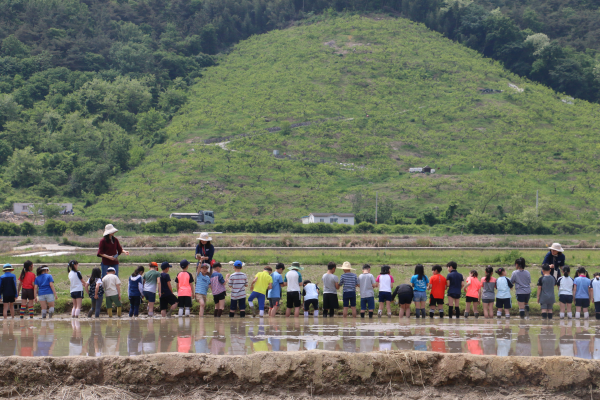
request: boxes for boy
[446,261,464,318]
[227,260,248,318]
[210,262,226,317]
[537,264,557,319]
[102,267,122,318]
[284,262,303,317]
[158,262,178,317]
[249,266,272,317]
[322,262,339,318]
[428,265,447,318]
[591,273,600,320]
[339,262,358,318]
[195,264,211,317]
[302,280,319,317]
[358,264,377,319]
[573,267,591,319]
[143,262,161,317]
[0,264,17,319]
[175,259,194,317]
[268,263,285,317]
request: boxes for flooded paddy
[2,317,599,358]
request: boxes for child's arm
[34,284,38,302]
[537,285,542,303]
[573,283,577,297]
[589,285,593,301]
[157,279,161,296]
[95,283,100,299]
[116,283,121,300]
[250,276,258,291]
[49,282,57,298]
[463,279,471,292]
[17,279,22,295]
[478,286,482,302]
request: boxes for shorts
[361,297,375,310]
[342,292,356,307]
[378,291,392,302]
[38,294,55,303]
[2,296,15,303]
[496,298,512,309]
[413,291,427,302]
[304,298,318,311]
[559,294,573,304]
[540,303,554,310]
[398,294,413,305]
[213,292,226,303]
[322,293,339,310]
[466,296,479,303]
[230,298,246,311]
[70,291,84,299]
[482,299,495,303]
[195,293,207,303]
[143,291,156,303]
[106,295,122,308]
[178,296,192,308]
[269,298,280,308]
[448,293,461,299]
[286,291,301,308]
[429,295,444,306]
[575,298,590,308]
[160,293,178,310]
[516,294,531,303]
[21,288,34,301]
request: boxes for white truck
[169,210,215,224]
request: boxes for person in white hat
[97,224,129,277]
[195,232,215,269]
[542,243,565,279]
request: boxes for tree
[4,147,42,187]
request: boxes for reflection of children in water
[496,322,513,357]
[481,319,496,355]
[268,318,281,352]
[379,330,394,352]
[34,321,56,357]
[359,329,376,353]
[0,320,16,356]
[249,319,270,352]
[465,325,483,356]
[19,322,34,357]
[429,328,447,353]
[574,322,592,359]
[142,319,156,355]
[127,320,143,356]
[194,319,209,354]
[284,319,301,352]
[229,320,247,355]
[69,319,85,356]
[87,321,103,357]
[342,322,357,353]
[515,324,531,357]
[104,320,122,356]
[593,327,600,360]
[177,318,193,353]
[537,324,557,357]
[210,320,226,355]
[158,319,176,353]
[559,320,574,357]
[447,323,463,354]
[413,325,428,352]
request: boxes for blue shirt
[574,276,591,299]
[496,276,513,299]
[195,274,211,295]
[0,272,17,298]
[195,244,215,263]
[268,271,283,298]
[34,274,55,296]
[446,270,464,296]
[410,275,429,292]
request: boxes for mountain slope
[88,16,600,227]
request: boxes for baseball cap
[149,262,158,268]
[233,260,243,268]
[180,259,190,268]
[161,262,171,270]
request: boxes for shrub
[0,222,20,236]
[45,219,68,235]
[353,221,375,233]
[20,221,36,235]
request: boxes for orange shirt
[466,277,482,298]
[431,338,447,353]
[430,274,447,299]
[467,339,483,355]
[177,336,192,353]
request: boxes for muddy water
[1,317,599,358]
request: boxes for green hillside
[89,16,600,230]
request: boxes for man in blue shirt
[445,261,464,319]
[268,263,285,317]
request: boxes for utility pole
[375,192,378,225]
[536,190,539,217]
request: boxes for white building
[301,213,355,225]
[13,203,74,215]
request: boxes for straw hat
[548,243,564,252]
[103,224,118,236]
[341,261,355,271]
[197,232,212,241]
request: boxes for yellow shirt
[253,271,273,294]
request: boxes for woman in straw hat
[542,243,566,279]
[97,224,129,277]
[195,232,215,269]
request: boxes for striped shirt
[339,273,358,293]
[195,274,211,295]
[228,272,248,300]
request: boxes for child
[34,266,57,319]
[322,262,339,318]
[284,262,303,318]
[228,260,249,317]
[128,266,144,317]
[446,261,464,318]
[537,264,557,319]
[557,266,574,319]
[410,264,429,319]
[210,262,226,317]
[392,283,413,318]
[495,267,513,318]
[463,270,482,318]
[87,267,103,318]
[481,266,496,319]
[573,267,591,319]
[0,264,17,319]
[102,267,122,318]
[376,265,394,318]
[428,265,446,318]
[511,258,531,319]
[591,273,600,320]
[268,263,285,317]
[68,260,87,318]
[339,262,358,318]
[143,262,161,317]
[195,263,211,317]
[17,260,35,319]
[175,259,194,317]
[158,262,179,317]
[358,264,377,319]
[302,280,319,317]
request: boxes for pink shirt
[466,276,482,298]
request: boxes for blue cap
[233,260,243,267]
[161,261,172,271]
[180,259,190,268]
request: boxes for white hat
[103,224,118,236]
[196,232,212,241]
[41,266,49,271]
[548,243,564,252]
[107,267,116,272]
[341,261,355,271]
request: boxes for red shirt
[97,237,123,265]
[19,271,35,289]
[430,274,447,299]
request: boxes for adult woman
[195,232,215,268]
[97,224,129,277]
[542,243,565,279]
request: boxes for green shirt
[143,270,161,292]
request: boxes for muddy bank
[1,351,599,397]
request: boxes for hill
[87,15,600,232]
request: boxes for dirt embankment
[1,351,600,398]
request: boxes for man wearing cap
[283,262,303,318]
[97,224,129,277]
[542,243,566,279]
[195,233,215,266]
[143,262,161,317]
[102,267,122,318]
[0,264,17,319]
[248,265,272,318]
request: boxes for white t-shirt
[592,278,600,302]
[285,271,301,293]
[557,276,574,296]
[69,270,83,293]
[376,274,394,292]
[102,274,121,297]
[304,283,319,300]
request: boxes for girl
[463,270,482,318]
[87,268,104,318]
[68,260,87,318]
[556,266,574,319]
[128,266,145,317]
[376,265,394,318]
[17,260,35,319]
[34,266,57,319]
[510,257,531,319]
[495,267,513,318]
[574,267,592,319]
[481,267,496,319]
[410,264,428,319]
